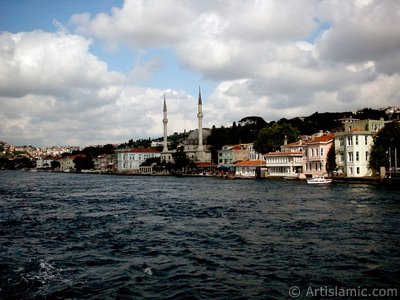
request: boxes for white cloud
[0,30,125,98]
[2,0,400,146]
[71,0,193,49]
[316,0,400,67]
[0,30,200,146]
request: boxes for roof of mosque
[186,129,211,141]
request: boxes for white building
[234,160,265,178]
[263,138,305,178]
[117,148,160,174]
[334,119,385,177]
[248,143,264,161]
[36,157,55,169]
[264,151,303,178]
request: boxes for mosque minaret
[197,87,204,152]
[160,89,211,164]
[162,94,169,153]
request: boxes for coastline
[7,169,400,187]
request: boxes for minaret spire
[198,86,202,105]
[197,86,204,151]
[162,94,169,152]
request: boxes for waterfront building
[36,157,56,169]
[264,151,303,178]
[58,154,85,172]
[234,160,265,178]
[93,154,115,173]
[248,143,264,161]
[280,138,305,153]
[302,134,335,177]
[161,89,212,163]
[117,148,160,174]
[218,144,252,166]
[334,119,385,177]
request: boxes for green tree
[73,155,94,171]
[238,116,267,142]
[369,121,400,173]
[326,144,336,175]
[254,123,300,154]
[141,157,161,166]
[172,147,195,172]
[51,160,61,169]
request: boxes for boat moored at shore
[307,175,332,184]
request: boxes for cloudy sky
[1,0,399,146]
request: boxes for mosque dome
[186,129,211,145]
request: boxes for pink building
[302,134,334,177]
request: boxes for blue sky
[1,0,399,146]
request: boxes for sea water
[1,171,399,299]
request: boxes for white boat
[307,175,332,184]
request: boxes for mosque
[160,89,212,163]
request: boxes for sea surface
[0,170,399,299]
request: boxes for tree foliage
[141,157,161,166]
[118,138,152,149]
[73,155,94,171]
[253,123,300,154]
[172,147,196,172]
[369,121,400,172]
[326,144,336,174]
[51,160,61,169]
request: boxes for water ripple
[1,171,399,299]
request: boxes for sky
[1,0,400,147]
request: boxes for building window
[355,136,358,145]
[320,148,324,156]
[357,167,360,174]
[365,136,368,145]
[349,167,353,175]
[311,148,314,156]
[347,136,353,146]
[348,152,353,162]
[366,151,369,161]
[356,151,359,161]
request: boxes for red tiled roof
[285,141,301,147]
[234,160,265,166]
[306,134,334,144]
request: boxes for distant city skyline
[1,0,400,146]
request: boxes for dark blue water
[0,171,399,299]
